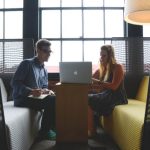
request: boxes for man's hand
[41,88,55,96]
[31,88,42,97]
[42,88,50,94]
[49,90,55,96]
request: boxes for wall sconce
[124,0,150,25]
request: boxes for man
[11,39,56,141]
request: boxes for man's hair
[35,39,51,50]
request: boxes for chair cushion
[135,76,149,102]
[3,101,42,150]
[102,99,146,150]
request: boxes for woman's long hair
[99,45,117,81]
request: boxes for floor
[30,127,120,150]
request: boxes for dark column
[125,23,144,75]
[126,24,143,37]
[23,0,39,59]
[122,23,144,98]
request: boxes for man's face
[38,46,52,62]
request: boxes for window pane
[84,41,104,72]
[144,40,150,73]
[111,40,126,65]
[5,11,23,39]
[4,42,23,70]
[83,0,103,7]
[62,0,81,7]
[42,10,60,38]
[62,10,82,38]
[5,0,23,8]
[105,40,111,44]
[105,10,124,38]
[40,0,60,7]
[45,41,60,73]
[84,10,104,38]
[143,25,150,37]
[62,41,82,61]
[0,12,3,39]
[0,42,3,72]
[104,0,124,7]
[0,0,3,8]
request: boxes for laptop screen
[59,62,92,84]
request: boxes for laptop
[59,62,92,84]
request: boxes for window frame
[39,2,125,73]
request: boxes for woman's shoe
[88,130,96,138]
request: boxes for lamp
[124,0,150,25]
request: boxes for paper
[28,94,49,99]
[92,78,100,82]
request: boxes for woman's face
[100,49,108,65]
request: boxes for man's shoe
[47,130,56,140]
[35,130,56,142]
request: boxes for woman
[88,44,128,136]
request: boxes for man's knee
[45,95,55,107]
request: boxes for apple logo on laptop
[74,70,78,75]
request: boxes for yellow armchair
[101,76,149,150]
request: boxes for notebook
[59,62,92,84]
[28,94,49,99]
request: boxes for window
[0,0,23,73]
[112,37,150,74]
[40,0,125,73]
[84,10,104,38]
[104,0,124,7]
[143,39,150,73]
[5,0,23,8]
[0,0,23,39]
[105,10,124,37]
[42,10,60,38]
[143,25,150,37]
[62,10,82,38]
[142,26,150,73]
[0,39,34,73]
[0,12,3,39]
[62,41,82,61]
[5,11,23,39]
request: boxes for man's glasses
[41,49,52,54]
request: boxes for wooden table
[56,83,89,144]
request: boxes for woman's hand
[91,80,105,93]
[92,78,103,84]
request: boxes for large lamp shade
[124,0,150,25]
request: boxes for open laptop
[59,62,92,84]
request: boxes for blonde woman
[88,44,128,136]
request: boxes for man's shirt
[11,57,48,105]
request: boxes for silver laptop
[59,62,92,84]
